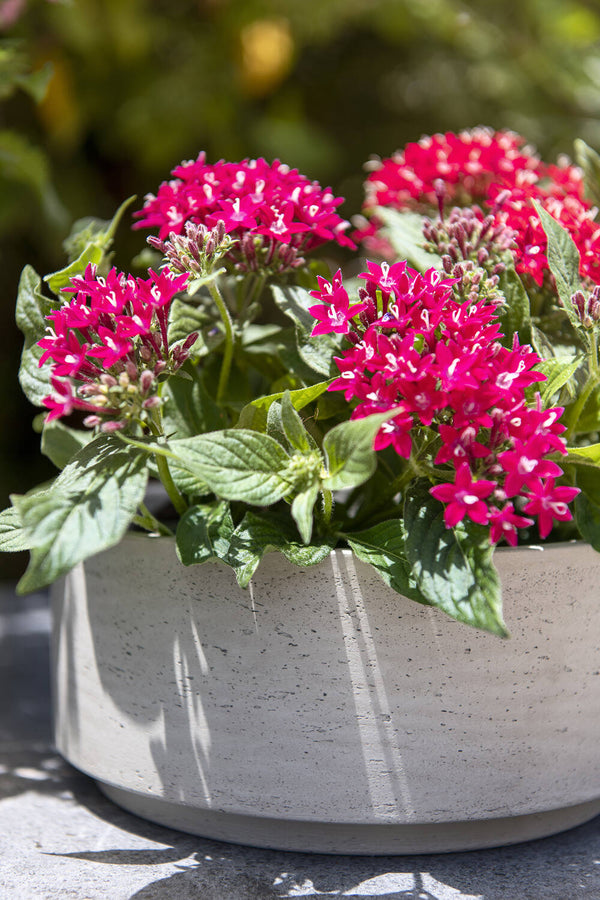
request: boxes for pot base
[97,781,600,855]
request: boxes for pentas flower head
[362,128,541,212]
[134,154,355,275]
[38,265,193,431]
[359,128,600,287]
[309,258,578,545]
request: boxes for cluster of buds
[423,206,515,276]
[571,286,600,328]
[444,258,505,307]
[78,365,161,432]
[148,220,235,279]
[235,233,305,275]
[423,206,516,307]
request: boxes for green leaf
[374,207,443,270]
[575,465,600,550]
[168,430,293,505]
[533,202,583,333]
[41,420,93,470]
[565,443,600,465]
[344,519,426,604]
[291,481,320,543]
[162,368,227,440]
[176,500,235,566]
[62,195,137,263]
[496,262,531,340]
[574,139,600,210]
[322,411,394,491]
[44,242,104,295]
[280,390,318,453]
[167,296,213,352]
[537,356,583,406]
[227,510,333,587]
[403,481,507,636]
[0,506,34,553]
[238,380,330,432]
[14,435,149,593]
[15,265,56,407]
[271,284,342,376]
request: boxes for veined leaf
[534,202,583,333]
[322,411,395,491]
[15,265,56,407]
[536,356,582,406]
[271,283,342,376]
[44,242,104,295]
[15,435,148,593]
[168,430,293,505]
[62,195,137,263]
[41,420,93,470]
[374,207,443,270]
[565,443,600,465]
[237,380,330,432]
[344,519,426,604]
[291,481,320,544]
[176,500,235,566]
[0,506,34,553]
[403,480,507,636]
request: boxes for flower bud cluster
[571,286,600,328]
[38,265,196,431]
[148,220,235,278]
[308,259,578,545]
[423,207,515,275]
[235,233,305,275]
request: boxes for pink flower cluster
[309,259,578,544]
[39,265,192,431]
[134,154,355,272]
[359,128,600,286]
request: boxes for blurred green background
[3,0,600,575]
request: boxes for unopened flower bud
[142,396,161,409]
[101,420,125,433]
[140,370,155,393]
[572,290,587,321]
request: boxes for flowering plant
[3,132,600,637]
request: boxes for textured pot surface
[52,536,600,853]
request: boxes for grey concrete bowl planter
[51,533,600,854]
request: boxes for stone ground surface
[1,583,599,900]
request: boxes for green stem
[155,452,188,516]
[321,488,334,525]
[148,406,188,516]
[134,503,175,537]
[208,280,235,403]
[564,373,600,441]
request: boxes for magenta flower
[488,504,534,546]
[39,265,193,432]
[430,464,496,527]
[357,127,600,286]
[523,479,580,538]
[307,259,574,545]
[134,155,355,274]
